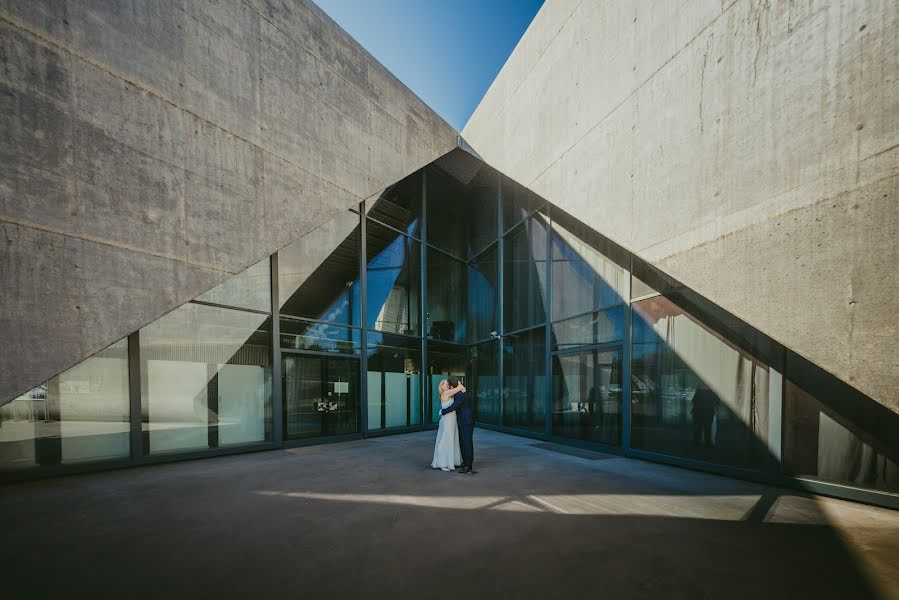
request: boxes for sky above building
[314,0,544,131]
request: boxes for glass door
[283,355,360,440]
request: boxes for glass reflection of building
[2,149,896,508]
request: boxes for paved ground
[2,429,897,599]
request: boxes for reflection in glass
[468,248,499,342]
[630,296,771,469]
[551,306,624,351]
[503,327,547,432]
[551,220,628,320]
[284,356,359,439]
[426,167,467,259]
[553,349,621,445]
[366,173,421,237]
[783,381,899,493]
[466,179,498,258]
[140,303,272,453]
[468,341,499,425]
[0,340,130,470]
[366,333,422,430]
[366,221,421,336]
[428,342,466,423]
[504,216,549,332]
[279,319,360,355]
[279,211,361,326]
[502,178,544,232]
[196,256,271,313]
[426,250,466,343]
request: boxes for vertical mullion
[127,331,143,461]
[271,253,284,446]
[359,207,369,436]
[621,259,634,452]
[496,173,505,430]
[544,206,553,437]
[420,169,429,424]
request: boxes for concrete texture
[0,0,457,404]
[1,429,897,599]
[463,0,899,411]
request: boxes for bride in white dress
[431,379,464,471]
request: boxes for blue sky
[314,0,544,131]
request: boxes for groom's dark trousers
[442,391,475,469]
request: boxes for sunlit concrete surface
[2,429,897,599]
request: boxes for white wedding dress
[431,397,462,471]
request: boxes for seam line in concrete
[0,217,237,275]
[640,170,899,263]
[0,10,365,202]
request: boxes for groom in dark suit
[441,376,476,474]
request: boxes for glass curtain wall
[366,333,422,430]
[140,303,273,454]
[7,153,899,509]
[0,339,130,469]
[630,296,772,470]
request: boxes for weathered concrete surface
[1,429,897,599]
[463,0,899,411]
[0,0,457,403]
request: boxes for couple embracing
[430,377,476,474]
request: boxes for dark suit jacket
[441,391,474,426]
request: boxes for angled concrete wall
[464,0,898,411]
[0,0,457,403]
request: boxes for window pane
[366,333,422,430]
[466,179,498,258]
[552,349,622,445]
[366,221,421,336]
[783,381,899,493]
[140,304,272,454]
[502,177,544,232]
[426,250,466,343]
[504,216,549,332]
[196,257,271,312]
[426,167,467,259]
[366,173,421,237]
[280,319,360,355]
[503,327,547,432]
[469,341,499,425]
[468,248,499,342]
[551,220,628,320]
[551,306,625,351]
[428,341,466,423]
[279,211,361,326]
[630,296,771,469]
[0,339,129,470]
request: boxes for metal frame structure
[3,154,897,512]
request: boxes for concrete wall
[0,0,457,403]
[463,0,898,412]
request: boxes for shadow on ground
[1,430,897,600]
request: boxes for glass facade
[504,216,549,332]
[366,333,422,430]
[278,211,361,326]
[0,339,130,469]
[630,296,772,470]
[4,152,894,507]
[140,303,273,454]
[366,220,421,336]
[503,327,547,432]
